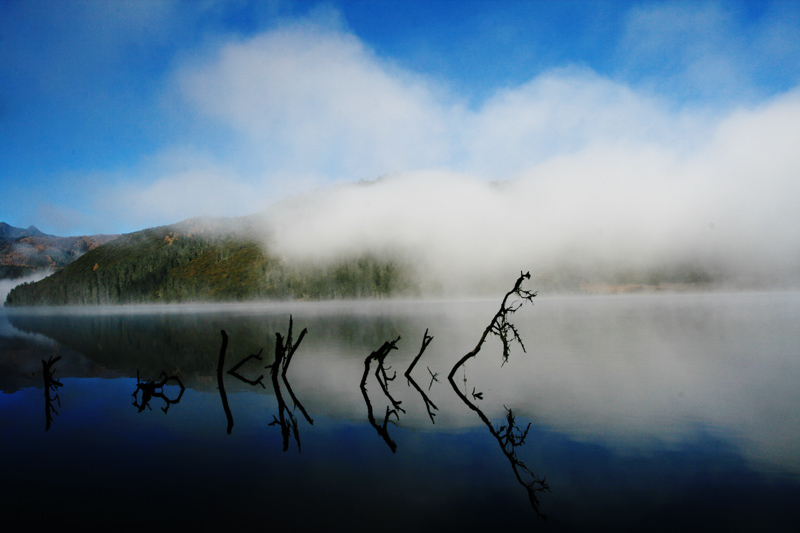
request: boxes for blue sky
[1,0,800,239]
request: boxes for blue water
[2,293,799,530]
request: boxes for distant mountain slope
[0,223,46,240]
[4,217,413,306]
[0,222,118,279]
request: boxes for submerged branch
[42,355,63,431]
[446,270,548,518]
[360,337,402,452]
[132,370,185,414]
[217,330,234,434]
[448,271,536,380]
[227,347,265,388]
[404,329,438,424]
[269,315,311,451]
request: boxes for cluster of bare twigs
[492,272,538,365]
[360,328,443,450]
[267,316,312,452]
[218,316,311,448]
[496,407,550,519]
[215,272,548,517]
[449,271,537,379]
[132,370,185,414]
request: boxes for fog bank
[0,271,52,303]
[258,89,800,294]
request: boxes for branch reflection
[267,315,312,452]
[404,329,438,424]
[42,355,63,431]
[132,370,185,414]
[360,336,403,452]
[217,317,312,450]
[447,271,549,519]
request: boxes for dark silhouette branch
[42,355,63,431]
[217,330,234,434]
[227,347,265,388]
[404,330,438,424]
[448,271,536,381]
[268,315,311,451]
[446,271,548,518]
[132,370,185,414]
[360,337,402,452]
[405,328,434,378]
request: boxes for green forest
[4,222,414,306]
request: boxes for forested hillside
[4,219,413,306]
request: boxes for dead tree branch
[448,271,536,380]
[132,370,185,414]
[217,330,235,434]
[227,347,265,388]
[268,315,311,451]
[360,337,402,452]
[404,330,439,424]
[446,271,548,518]
[42,355,63,431]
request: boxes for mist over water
[3,291,800,529]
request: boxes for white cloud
[92,16,800,289]
[617,1,800,104]
[259,86,800,290]
[175,22,455,180]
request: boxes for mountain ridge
[4,217,413,306]
[0,222,47,240]
[0,222,119,280]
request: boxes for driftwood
[448,271,537,380]
[217,317,311,446]
[227,346,265,388]
[217,330,234,434]
[42,355,63,431]
[447,271,549,519]
[360,337,402,452]
[404,329,439,424]
[132,370,185,414]
[267,315,311,452]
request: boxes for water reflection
[42,354,62,430]
[4,289,800,528]
[360,336,404,452]
[215,316,313,451]
[447,271,549,519]
[403,329,438,424]
[267,316,312,452]
[216,330,234,434]
[131,370,185,414]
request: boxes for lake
[2,289,800,530]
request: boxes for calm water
[2,292,800,530]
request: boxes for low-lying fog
[255,151,800,294]
[0,271,51,303]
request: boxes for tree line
[5,224,413,306]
